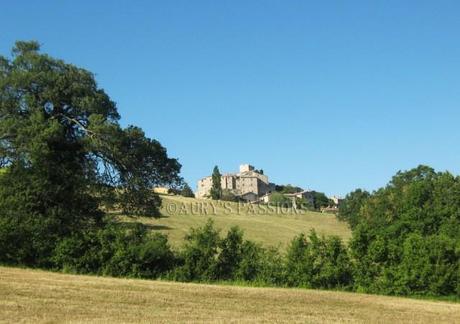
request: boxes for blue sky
[1,1,459,196]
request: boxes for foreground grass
[1,267,459,323]
[120,195,351,250]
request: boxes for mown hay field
[1,267,459,323]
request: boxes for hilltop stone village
[196,164,272,202]
[196,164,342,209]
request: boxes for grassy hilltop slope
[120,195,351,250]
[1,267,459,323]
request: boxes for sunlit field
[119,194,351,250]
[1,267,458,323]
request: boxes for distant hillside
[120,195,351,250]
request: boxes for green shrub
[174,219,220,281]
[0,162,102,268]
[53,222,176,279]
[254,247,285,286]
[234,241,265,282]
[217,226,245,280]
[392,234,459,296]
[52,229,103,274]
[286,231,353,289]
[269,192,292,208]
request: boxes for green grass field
[120,194,351,250]
[1,266,459,323]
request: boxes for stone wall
[196,165,270,201]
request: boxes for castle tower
[239,164,254,173]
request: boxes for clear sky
[1,1,459,196]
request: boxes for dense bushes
[172,220,221,281]
[54,223,176,279]
[397,233,458,295]
[170,220,350,288]
[2,162,459,298]
[350,227,460,296]
[50,219,352,291]
[3,206,459,297]
[0,159,102,268]
[341,165,460,297]
[171,220,281,284]
[286,231,353,289]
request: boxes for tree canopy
[0,41,181,266]
[340,165,460,296]
[337,189,370,229]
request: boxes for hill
[1,266,458,323]
[119,194,351,250]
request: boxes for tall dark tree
[180,182,195,198]
[210,165,222,200]
[0,41,181,266]
[312,191,331,210]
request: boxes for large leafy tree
[311,191,331,210]
[347,166,460,295]
[0,41,181,265]
[337,189,370,229]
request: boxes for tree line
[52,166,460,298]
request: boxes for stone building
[329,195,344,207]
[283,190,316,206]
[196,164,272,202]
